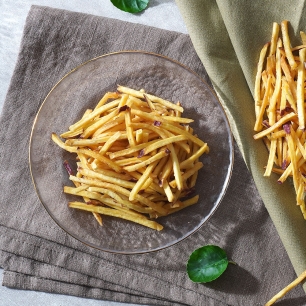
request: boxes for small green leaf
[111,0,149,13]
[187,245,228,283]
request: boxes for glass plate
[29,51,234,254]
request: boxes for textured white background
[0,1,187,305]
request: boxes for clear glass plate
[29,51,234,254]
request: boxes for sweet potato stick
[265,269,306,306]
[51,133,78,153]
[94,92,120,109]
[69,202,163,231]
[77,149,123,173]
[267,38,283,125]
[117,85,184,112]
[269,22,280,56]
[129,161,159,201]
[281,20,298,70]
[296,48,306,129]
[68,99,120,132]
[124,149,169,172]
[264,139,277,176]
[253,112,297,140]
[81,108,120,138]
[69,175,163,214]
[254,74,273,132]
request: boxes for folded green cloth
[176,0,306,290]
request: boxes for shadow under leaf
[202,264,260,295]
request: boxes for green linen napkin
[176,0,306,289]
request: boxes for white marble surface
[0,1,187,305]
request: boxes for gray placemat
[0,5,305,305]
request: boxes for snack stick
[69,98,120,132]
[296,48,306,129]
[117,85,184,112]
[281,20,298,70]
[52,86,209,230]
[69,202,163,231]
[269,22,280,56]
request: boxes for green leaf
[111,0,149,13]
[187,245,229,283]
